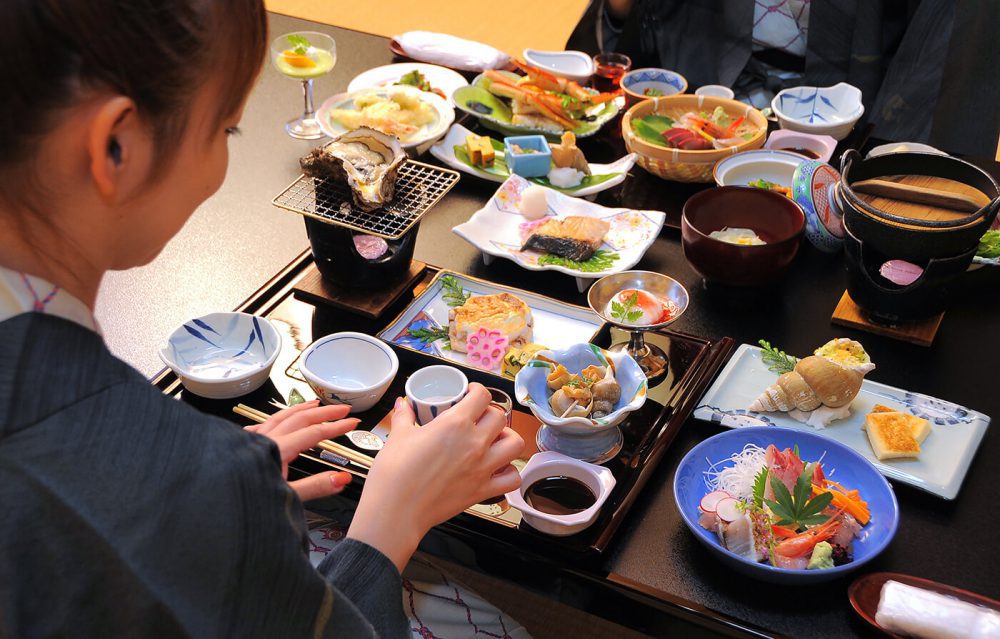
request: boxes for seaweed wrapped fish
[522,216,610,262]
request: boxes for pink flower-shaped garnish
[466,327,508,371]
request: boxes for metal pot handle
[840,149,861,177]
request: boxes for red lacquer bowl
[681,186,805,286]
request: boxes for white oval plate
[430,124,637,197]
[316,84,455,151]
[452,175,666,291]
[347,63,469,107]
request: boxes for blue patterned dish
[693,343,991,499]
[299,332,399,413]
[674,427,899,584]
[771,83,864,141]
[159,312,281,399]
[621,68,688,104]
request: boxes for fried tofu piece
[864,411,927,460]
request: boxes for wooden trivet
[293,260,427,319]
[831,291,943,347]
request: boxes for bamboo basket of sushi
[622,95,768,183]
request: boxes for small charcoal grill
[272,160,460,287]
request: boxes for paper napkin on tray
[394,31,510,72]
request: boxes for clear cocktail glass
[270,31,337,139]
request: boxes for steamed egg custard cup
[514,343,647,463]
[159,313,281,400]
[298,332,399,413]
[587,271,689,383]
[505,451,616,537]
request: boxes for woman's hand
[348,383,524,572]
[246,400,359,502]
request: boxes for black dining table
[136,12,1000,639]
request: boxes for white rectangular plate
[693,343,990,500]
[378,270,603,378]
[452,175,665,289]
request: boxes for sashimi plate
[430,124,637,197]
[452,175,666,292]
[378,270,603,379]
[693,344,991,500]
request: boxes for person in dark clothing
[567,0,999,157]
[0,1,524,637]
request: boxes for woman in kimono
[0,1,525,637]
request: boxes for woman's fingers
[444,383,492,424]
[482,428,524,470]
[266,404,352,438]
[389,396,417,434]
[473,404,508,445]
[288,471,352,502]
[479,464,521,500]
[275,418,360,460]
[254,399,322,435]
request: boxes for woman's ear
[87,96,145,201]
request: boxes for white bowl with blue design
[771,82,864,141]
[299,332,399,413]
[514,343,647,462]
[621,67,688,103]
[159,312,281,400]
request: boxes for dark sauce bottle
[524,476,596,515]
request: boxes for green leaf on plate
[631,115,675,147]
[453,141,619,193]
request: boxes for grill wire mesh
[272,160,460,240]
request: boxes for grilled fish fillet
[522,216,610,262]
[448,293,533,354]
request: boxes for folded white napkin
[394,31,510,72]
[876,580,1000,639]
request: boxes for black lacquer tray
[154,254,733,559]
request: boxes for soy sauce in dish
[780,147,820,159]
[524,476,596,515]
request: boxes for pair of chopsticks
[233,404,375,476]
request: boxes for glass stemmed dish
[270,31,336,140]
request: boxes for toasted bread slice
[865,412,921,460]
[448,293,533,354]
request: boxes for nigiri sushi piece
[522,215,610,262]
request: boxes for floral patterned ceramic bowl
[514,343,647,462]
[159,312,281,400]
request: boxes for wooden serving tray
[155,256,734,558]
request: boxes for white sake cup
[404,365,469,425]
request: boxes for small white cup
[404,365,469,425]
[695,84,735,99]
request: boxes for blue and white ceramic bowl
[791,159,845,253]
[621,67,688,104]
[514,343,647,433]
[159,312,281,399]
[299,332,399,413]
[771,82,864,141]
[404,365,468,425]
[674,427,899,585]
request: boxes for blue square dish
[504,135,551,178]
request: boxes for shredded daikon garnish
[703,443,768,501]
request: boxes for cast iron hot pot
[839,150,1000,261]
[304,217,418,288]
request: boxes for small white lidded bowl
[299,332,399,413]
[505,451,616,536]
[159,312,281,399]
